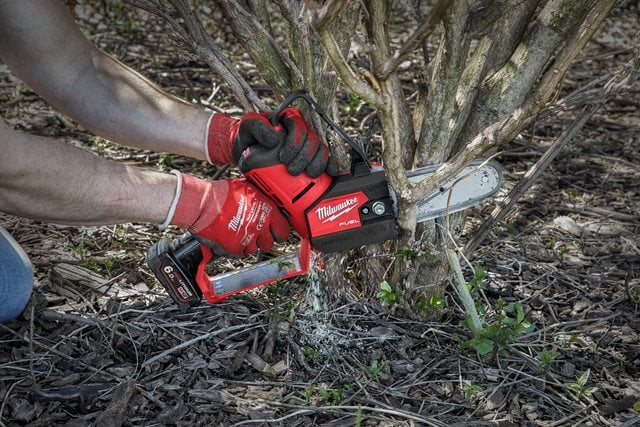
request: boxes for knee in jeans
[0,227,34,322]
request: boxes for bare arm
[0,0,213,225]
[0,0,211,159]
[0,118,176,225]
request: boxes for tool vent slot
[292,182,315,204]
[250,175,272,193]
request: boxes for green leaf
[380,281,392,293]
[521,320,535,333]
[473,264,486,282]
[468,337,495,355]
[516,303,525,323]
[393,246,418,260]
[577,369,591,386]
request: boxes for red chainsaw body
[246,162,398,254]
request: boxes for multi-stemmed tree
[129,0,629,325]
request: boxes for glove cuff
[205,112,238,165]
[165,171,228,231]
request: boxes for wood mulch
[1,2,639,426]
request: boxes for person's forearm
[0,123,176,226]
[0,0,211,160]
[54,49,211,160]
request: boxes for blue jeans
[0,227,33,322]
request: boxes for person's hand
[167,172,289,257]
[205,109,338,178]
[273,108,338,178]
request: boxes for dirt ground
[1,2,639,426]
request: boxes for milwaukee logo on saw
[316,196,359,223]
[309,192,369,237]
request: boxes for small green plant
[303,385,314,403]
[271,259,296,271]
[265,260,298,321]
[633,400,640,412]
[342,91,365,118]
[121,17,137,33]
[69,242,101,272]
[393,245,418,261]
[565,188,580,201]
[554,244,570,262]
[565,369,597,399]
[69,241,88,258]
[106,0,124,14]
[414,294,445,314]
[271,297,295,321]
[303,384,347,405]
[355,406,364,427]
[536,349,560,375]
[319,386,344,404]
[462,382,483,401]
[368,359,389,381]
[157,153,173,168]
[113,225,128,244]
[466,264,486,293]
[505,223,517,235]
[376,281,402,306]
[465,300,534,356]
[303,345,318,362]
[104,258,120,277]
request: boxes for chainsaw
[147,90,503,308]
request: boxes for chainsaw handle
[195,238,313,304]
[269,89,369,167]
[148,233,313,306]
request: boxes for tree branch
[280,1,313,92]
[473,0,540,77]
[442,0,540,156]
[314,20,383,108]
[359,0,416,234]
[376,0,450,79]
[127,0,265,110]
[310,0,349,31]
[247,0,273,36]
[365,0,415,170]
[218,0,302,97]
[446,248,482,334]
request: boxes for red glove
[167,172,289,257]
[205,109,337,178]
